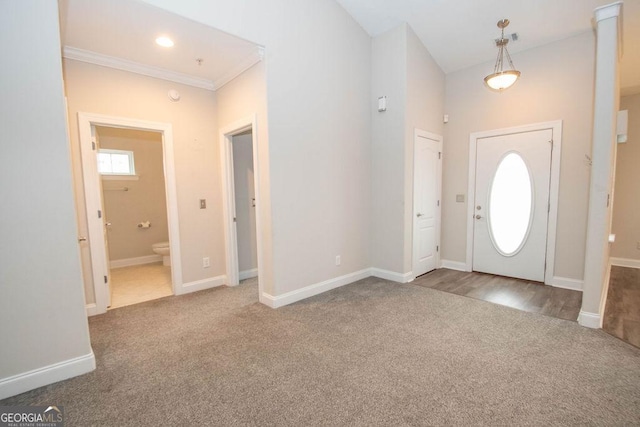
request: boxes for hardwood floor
[603,266,640,348]
[413,268,582,321]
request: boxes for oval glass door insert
[488,152,533,256]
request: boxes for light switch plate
[200,199,206,209]
[456,194,465,203]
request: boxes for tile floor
[109,262,172,309]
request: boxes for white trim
[85,303,98,317]
[412,129,443,278]
[549,276,584,291]
[219,115,265,304]
[239,268,259,281]
[110,255,162,269]
[440,260,468,272]
[466,120,563,285]
[578,310,602,329]
[64,47,214,90]
[78,113,182,315]
[594,2,623,22]
[63,46,264,92]
[177,275,227,295]
[213,47,265,91]
[370,268,414,283]
[0,352,95,400]
[610,257,640,269]
[261,269,371,309]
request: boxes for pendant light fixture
[484,19,521,91]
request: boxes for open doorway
[96,126,172,309]
[220,115,264,296]
[78,113,182,314]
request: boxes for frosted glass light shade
[484,70,521,91]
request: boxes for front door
[472,129,552,282]
[413,132,441,277]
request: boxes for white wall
[147,0,374,296]
[404,26,445,273]
[0,0,94,398]
[611,94,640,261]
[64,59,222,297]
[215,62,273,294]
[371,23,445,275]
[443,32,596,281]
[233,133,258,274]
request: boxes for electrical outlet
[203,257,210,268]
[335,255,341,266]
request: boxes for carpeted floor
[2,276,640,425]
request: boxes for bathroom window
[97,149,136,176]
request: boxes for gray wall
[371,23,445,275]
[0,0,93,393]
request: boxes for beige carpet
[2,276,639,425]
[109,262,172,309]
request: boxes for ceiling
[59,0,639,94]
[336,0,640,94]
[58,0,263,91]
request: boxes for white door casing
[413,130,442,278]
[92,125,112,307]
[78,112,182,315]
[466,121,562,284]
[472,130,552,282]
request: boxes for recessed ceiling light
[155,36,174,48]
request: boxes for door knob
[475,215,482,220]
[105,222,112,226]
[417,213,423,218]
[78,236,87,242]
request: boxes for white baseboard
[0,352,95,400]
[85,303,99,317]
[440,260,467,271]
[239,268,259,281]
[110,254,162,269]
[578,310,601,329]
[261,268,371,309]
[610,257,640,269]
[176,275,226,296]
[549,276,584,291]
[370,268,413,283]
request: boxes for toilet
[152,241,171,266]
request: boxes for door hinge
[436,245,439,252]
[438,152,442,160]
[98,210,102,219]
[437,200,440,207]
[607,194,610,207]
[91,138,97,151]
[233,217,237,222]
[104,275,108,284]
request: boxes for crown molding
[213,46,265,91]
[64,46,238,92]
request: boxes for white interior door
[92,126,112,307]
[472,129,552,282]
[413,132,442,277]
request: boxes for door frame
[219,114,264,299]
[466,120,562,284]
[78,112,182,314]
[412,129,443,279]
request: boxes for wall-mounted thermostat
[378,96,387,112]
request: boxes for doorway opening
[220,115,265,299]
[96,126,172,309]
[79,113,182,315]
[466,121,562,285]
